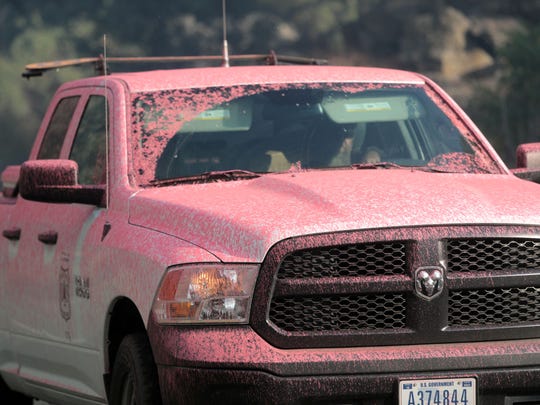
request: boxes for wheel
[109,333,162,405]
[0,378,33,405]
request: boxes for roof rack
[22,51,328,79]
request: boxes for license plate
[399,377,476,405]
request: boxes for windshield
[131,83,500,185]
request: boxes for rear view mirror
[511,143,540,183]
[19,159,105,206]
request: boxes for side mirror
[19,159,105,206]
[1,165,20,198]
[516,143,540,169]
[511,143,540,183]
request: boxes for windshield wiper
[351,162,404,170]
[149,170,261,187]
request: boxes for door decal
[75,275,90,299]
[59,252,71,321]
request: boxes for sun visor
[322,95,425,123]
[180,99,252,132]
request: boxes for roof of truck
[108,65,426,93]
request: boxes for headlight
[152,264,259,324]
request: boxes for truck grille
[252,227,540,348]
[270,293,407,331]
[449,287,540,326]
[447,238,540,273]
[277,242,407,279]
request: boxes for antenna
[103,34,110,208]
[221,0,230,67]
[102,34,108,74]
[103,34,108,73]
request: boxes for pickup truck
[1,54,540,405]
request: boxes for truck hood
[129,170,540,262]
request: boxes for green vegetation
[468,25,540,165]
[0,1,538,172]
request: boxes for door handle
[38,231,58,245]
[2,227,21,241]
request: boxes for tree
[469,25,540,166]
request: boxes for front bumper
[148,324,540,404]
[157,366,540,404]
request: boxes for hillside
[0,0,538,171]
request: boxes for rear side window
[38,96,80,159]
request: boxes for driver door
[6,89,110,400]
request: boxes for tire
[0,378,33,405]
[109,333,162,405]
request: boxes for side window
[38,96,80,159]
[70,96,108,185]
